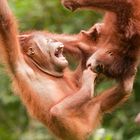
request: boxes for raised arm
[61,0,132,13]
[95,73,136,113]
[19,23,100,58]
[50,68,97,114]
[0,0,21,74]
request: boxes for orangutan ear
[27,47,35,56]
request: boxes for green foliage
[0,0,139,140]
[9,0,102,33]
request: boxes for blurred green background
[0,0,140,140]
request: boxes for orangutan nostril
[87,63,91,68]
[95,64,104,73]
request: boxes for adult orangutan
[62,0,140,78]
[62,0,140,103]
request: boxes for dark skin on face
[0,0,137,140]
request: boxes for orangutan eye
[106,51,113,56]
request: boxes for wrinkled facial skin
[86,36,136,79]
[21,34,68,74]
[33,35,68,69]
[86,47,122,78]
[87,48,114,72]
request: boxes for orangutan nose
[86,58,104,73]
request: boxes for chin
[56,60,68,70]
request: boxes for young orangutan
[0,0,136,140]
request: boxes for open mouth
[54,46,66,60]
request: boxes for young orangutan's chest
[31,75,73,101]
[16,61,77,103]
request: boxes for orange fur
[0,0,136,140]
[62,0,140,78]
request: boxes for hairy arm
[95,74,135,113]
[50,68,97,114]
[61,0,132,13]
[45,32,96,55]
[0,0,21,74]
